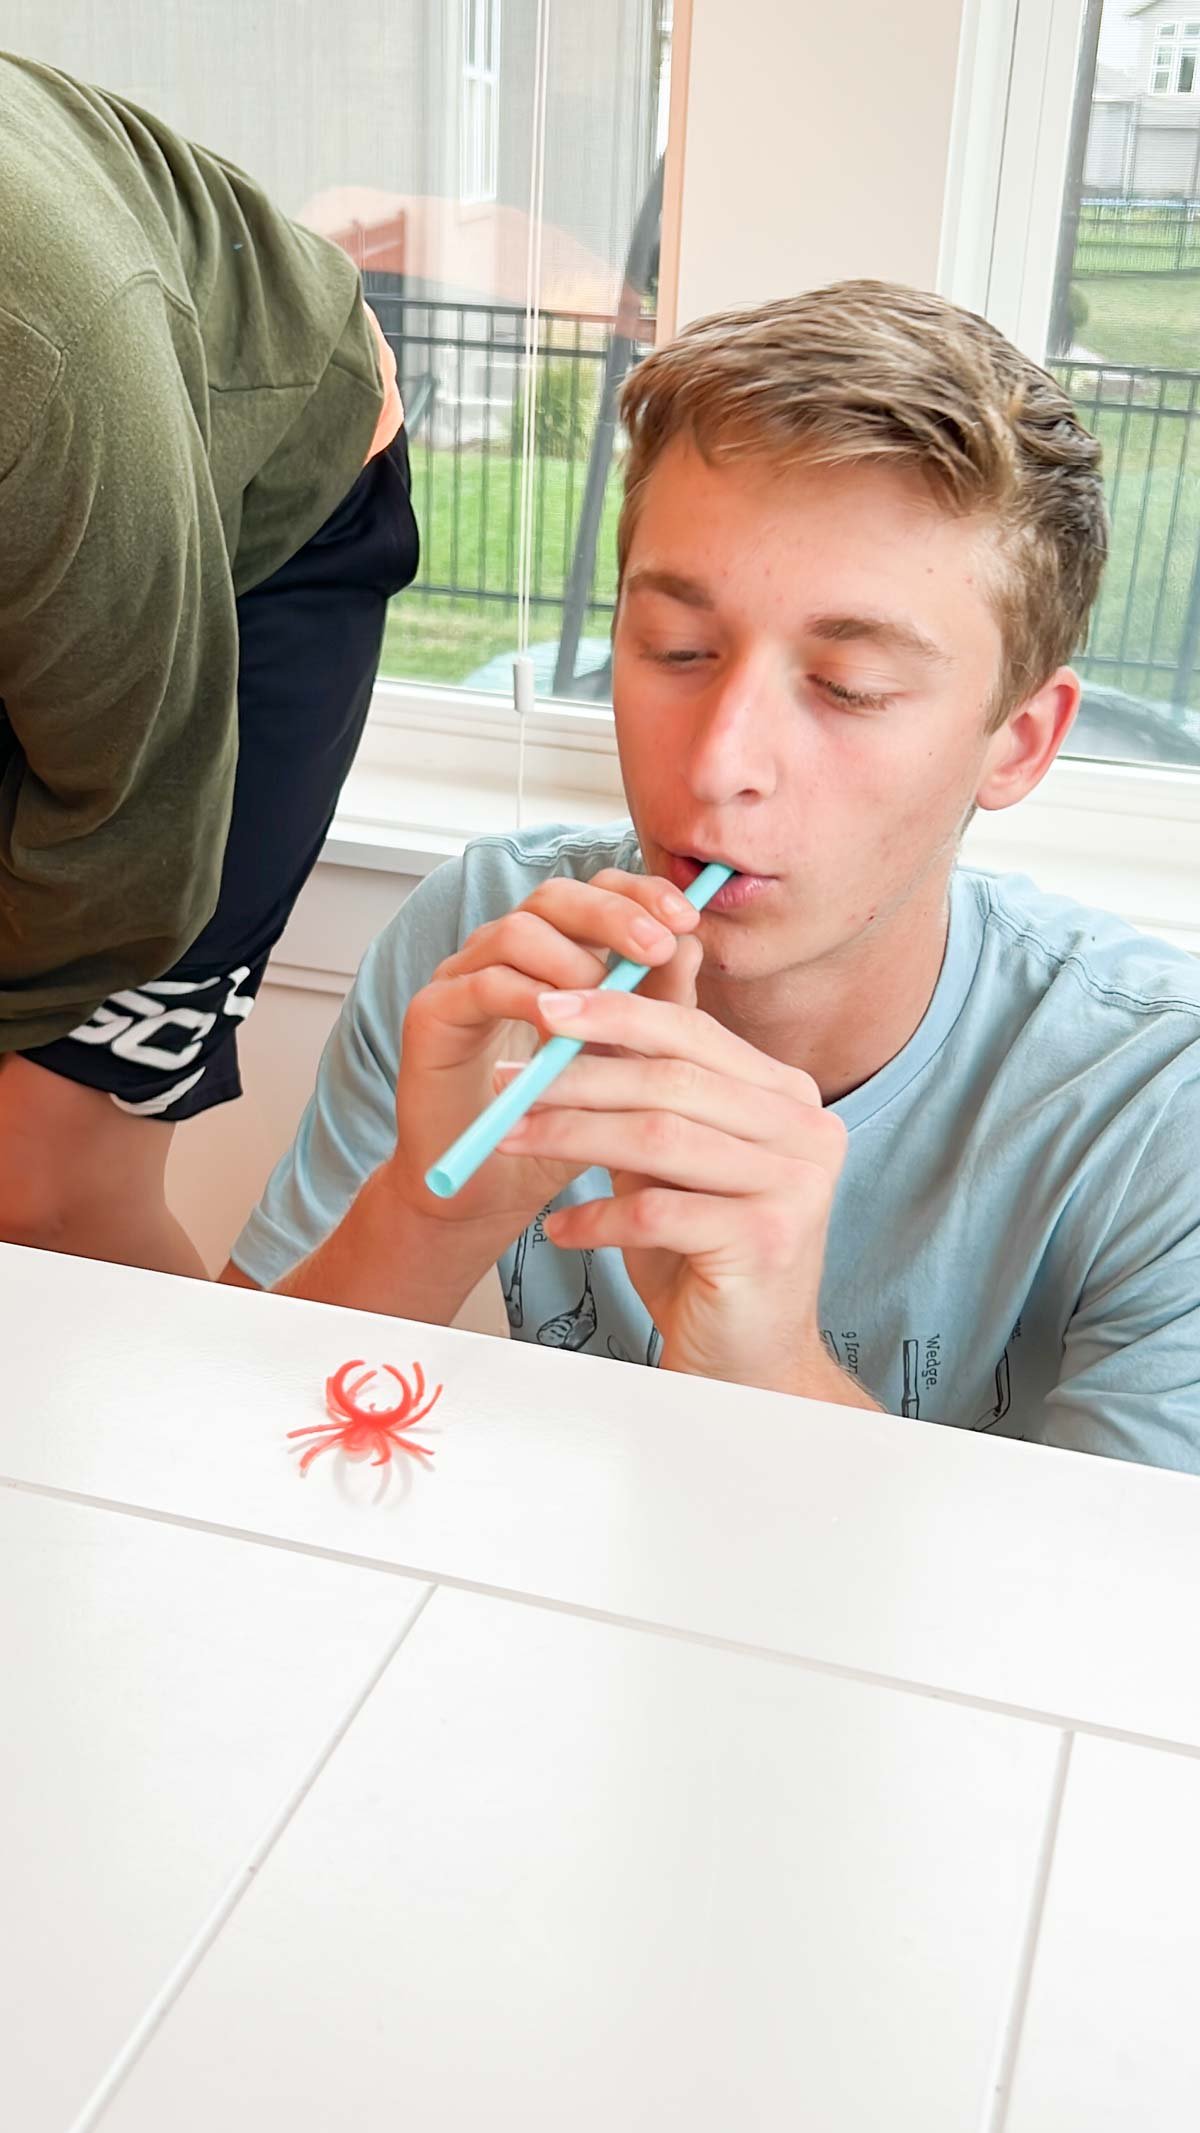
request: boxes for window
[1151,21,1200,96]
[955,0,1200,774]
[461,0,501,204]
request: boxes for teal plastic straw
[424,860,735,1199]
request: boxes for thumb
[640,930,702,1009]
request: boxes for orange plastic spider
[288,1359,442,1475]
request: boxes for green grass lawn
[1073,273,1200,370]
[381,446,622,688]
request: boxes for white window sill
[324,683,627,874]
[324,684,1200,955]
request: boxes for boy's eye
[814,674,893,712]
[645,646,713,667]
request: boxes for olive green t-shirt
[0,54,386,1049]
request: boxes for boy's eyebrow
[624,567,716,610]
[807,612,951,664]
[624,574,951,663]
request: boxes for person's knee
[0,1153,75,1248]
[0,1057,156,1248]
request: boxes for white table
[3,1242,1199,2133]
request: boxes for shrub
[510,356,601,460]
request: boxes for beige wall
[673,0,968,324]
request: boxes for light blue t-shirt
[234,822,1200,1471]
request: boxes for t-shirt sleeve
[0,276,239,1050]
[231,857,467,1287]
[1034,1079,1200,1473]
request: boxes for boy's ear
[975,668,1080,814]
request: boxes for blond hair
[618,281,1108,724]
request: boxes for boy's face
[612,439,1063,988]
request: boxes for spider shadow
[289,1435,438,1508]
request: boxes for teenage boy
[227,282,1200,1470]
[0,53,417,1275]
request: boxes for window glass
[1048,0,1200,766]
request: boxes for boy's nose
[681,660,781,805]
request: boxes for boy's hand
[386,869,701,1252]
[493,938,849,1395]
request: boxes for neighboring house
[1087,2,1200,194]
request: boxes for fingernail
[539,991,584,1021]
[631,915,670,949]
[659,889,693,919]
[493,1059,523,1082]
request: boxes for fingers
[444,872,699,990]
[499,1098,846,1198]
[500,1106,780,1194]
[411,872,705,1058]
[638,932,702,1011]
[542,1188,806,1264]
[495,1049,792,1145]
[589,868,702,936]
[441,914,610,998]
[531,983,820,1104]
[406,965,550,1046]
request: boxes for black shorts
[23,432,418,1121]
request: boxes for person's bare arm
[218,1160,497,1323]
[218,1259,259,1289]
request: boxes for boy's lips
[661,850,777,911]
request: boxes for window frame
[1151,20,1200,95]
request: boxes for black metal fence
[367,280,650,642]
[366,284,1200,722]
[1050,358,1200,715]
[1075,196,1200,276]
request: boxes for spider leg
[326,1360,368,1412]
[398,1384,444,1429]
[298,1434,344,1475]
[330,1364,404,1427]
[287,1421,349,1442]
